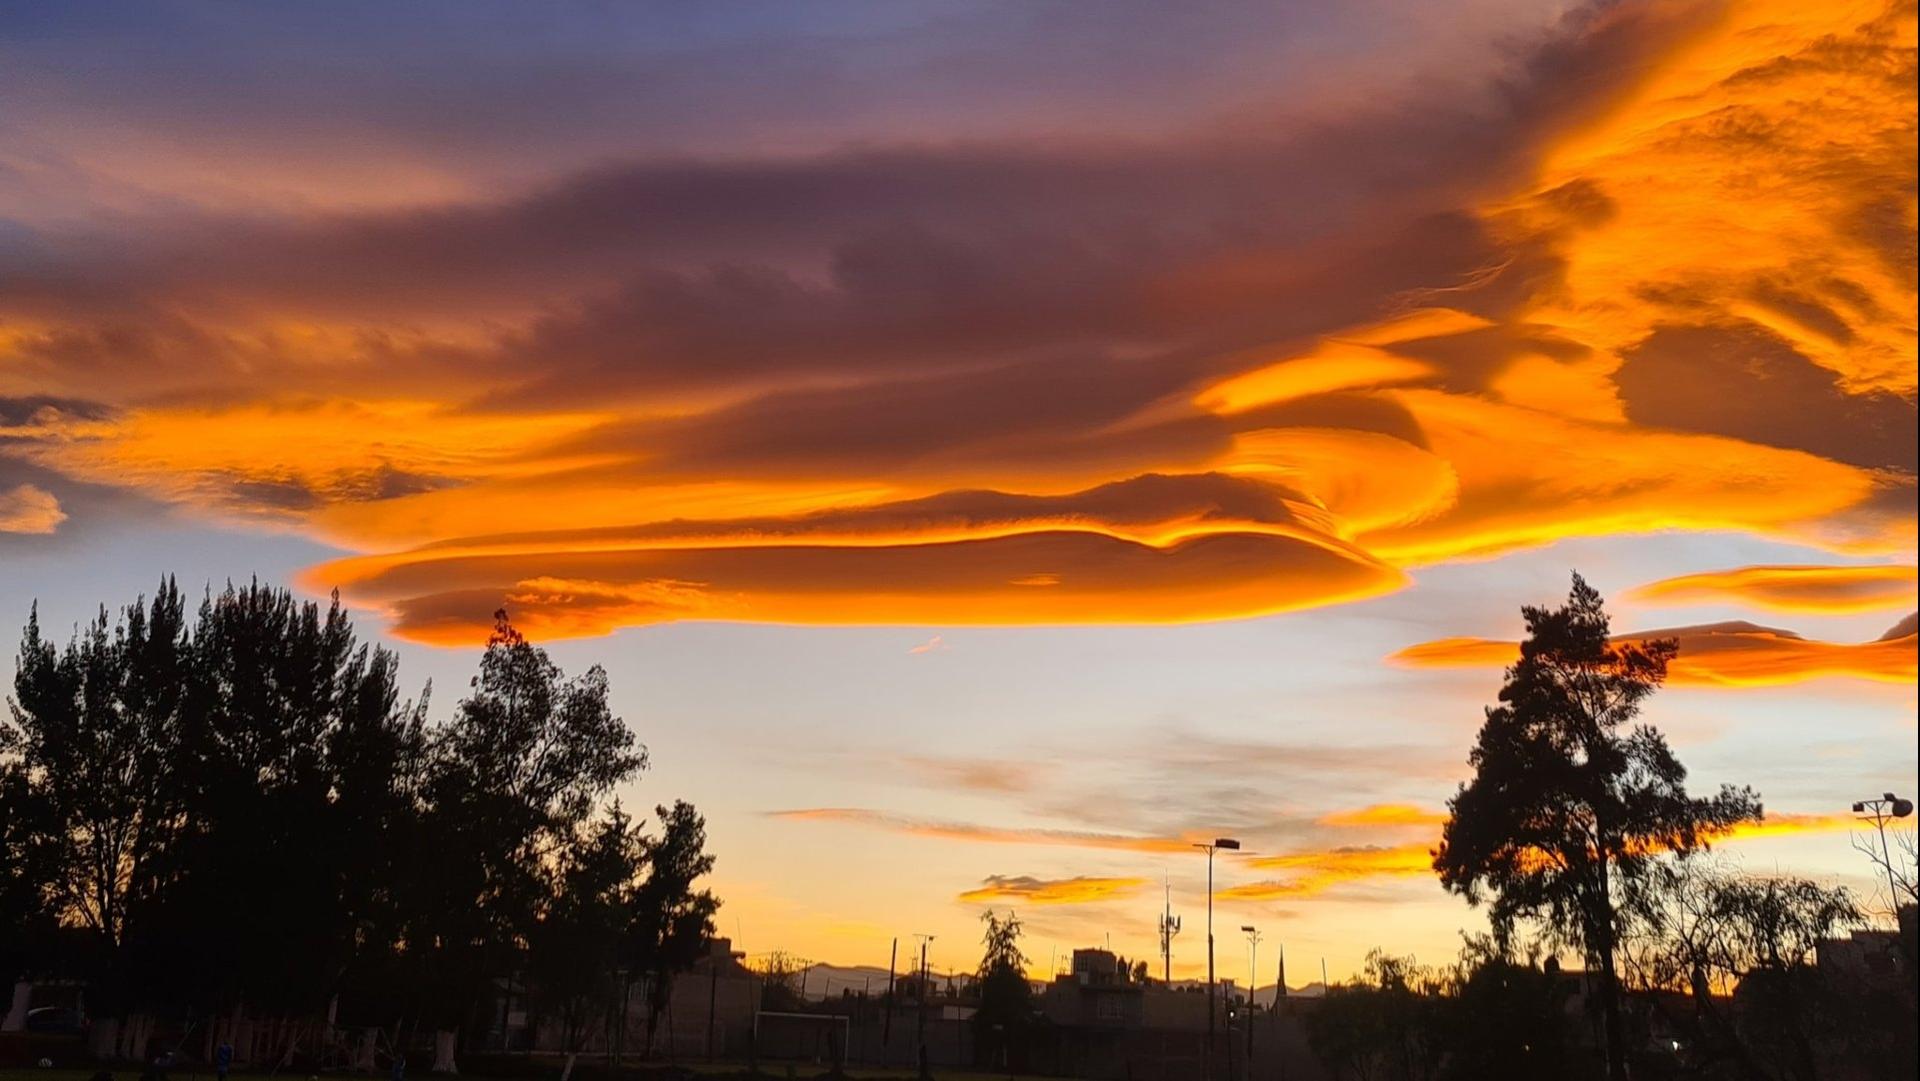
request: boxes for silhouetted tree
[5,590,189,1033]
[157,581,425,1028]
[3,583,715,1071]
[1306,952,1446,1081]
[1853,821,1919,919]
[1441,935,1579,1081]
[0,756,56,983]
[755,951,804,1012]
[1433,573,1761,1081]
[1308,943,1582,1081]
[3,580,439,1056]
[7,594,182,952]
[530,805,647,1079]
[626,800,718,1057]
[415,609,647,1067]
[1622,861,1868,1081]
[972,910,1032,1070]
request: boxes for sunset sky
[2,0,1915,985]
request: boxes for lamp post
[914,933,936,1081]
[1194,837,1241,1080]
[1241,925,1261,1075]
[1852,792,1914,916]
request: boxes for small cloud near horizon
[0,484,66,535]
[958,874,1149,906]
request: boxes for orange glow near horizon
[1215,813,1864,902]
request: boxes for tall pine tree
[1434,574,1760,1081]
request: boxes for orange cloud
[1319,804,1449,829]
[1390,618,1918,687]
[769,808,1201,855]
[12,398,608,530]
[1707,812,1859,843]
[1353,389,1886,565]
[0,483,65,534]
[1513,0,1918,401]
[2,0,1910,641]
[1223,843,1435,900]
[1625,564,1919,614]
[1194,309,1471,413]
[957,875,1149,906]
[311,521,1407,644]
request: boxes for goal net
[752,1011,851,1064]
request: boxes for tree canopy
[1,581,715,1069]
[972,910,1034,1071]
[1433,573,1761,1080]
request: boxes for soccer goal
[752,1010,851,1064]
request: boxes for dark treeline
[0,579,716,1070]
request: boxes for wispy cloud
[898,756,1035,795]
[907,634,948,655]
[767,808,1203,854]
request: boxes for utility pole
[1241,926,1261,1073]
[1192,838,1240,1081]
[706,962,718,1061]
[914,933,935,1081]
[1159,873,1182,985]
[883,938,897,1051]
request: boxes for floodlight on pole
[1853,793,1914,916]
[1192,837,1241,1080]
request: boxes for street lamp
[913,933,936,1081]
[1194,837,1241,1080]
[1853,793,1914,915]
[1241,926,1261,1072]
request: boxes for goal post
[753,1010,851,1064]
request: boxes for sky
[1,0,1915,986]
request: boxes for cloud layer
[0,0,1912,641]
